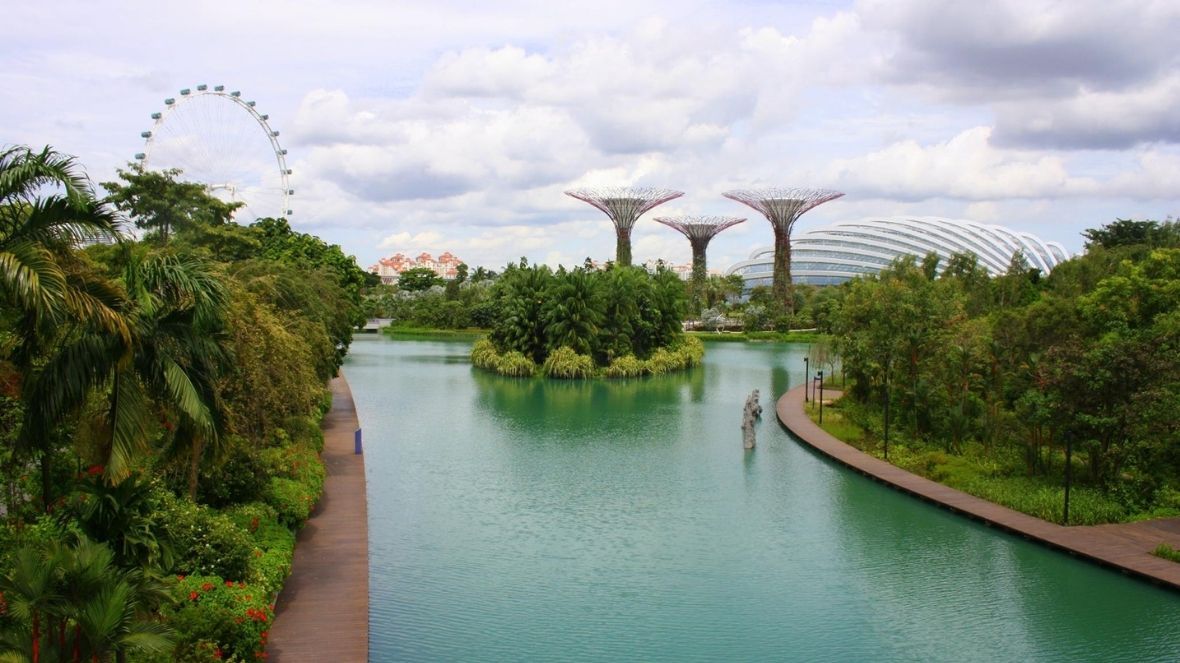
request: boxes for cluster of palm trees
[2,146,229,509]
[488,260,686,367]
[1,145,240,660]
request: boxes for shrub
[259,444,326,495]
[494,351,537,377]
[542,346,596,379]
[283,415,325,452]
[197,436,266,508]
[265,477,318,528]
[1154,543,1180,563]
[224,502,296,595]
[155,493,253,580]
[605,355,646,378]
[470,338,500,370]
[163,574,274,661]
[678,336,705,364]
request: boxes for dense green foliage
[468,260,702,378]
[0,147,353,661]
[824,220,1180,523]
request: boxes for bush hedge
[474,336,704,379]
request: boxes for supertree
[723,187,843,312]
[565,187,683,267]
[653,215,745,290]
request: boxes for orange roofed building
[369,251,464,285]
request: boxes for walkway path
[776,385,1180,592]
[269,375,368,661]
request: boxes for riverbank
[268,374,369,661]
[776,385,1180,592]
[381,325,488,340]
[687,330,826,343]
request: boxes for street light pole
[884,368,890,461]
[1064,431,1073,525]
[804,356,810,402]
[818,370,824,425]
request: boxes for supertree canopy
[723,187,843,312]
[565,187,683,266]
[653,215,745,287]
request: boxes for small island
[471,260,704,378]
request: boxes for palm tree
[0,538,173,663]
[1,145,129,510]
[542,268,602,356]
[23,251,229,489]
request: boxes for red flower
[201,582,215,591]
[85,464,104,476]
[177,575,186,581]
[226,580,235,587]
[213,648,223,660]
[189,591,199,601]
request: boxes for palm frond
[0,241,67,319]
[104,371,154,481]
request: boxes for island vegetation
[809,218,1180,526]
[0,146,366,661]
[470,260,703,378]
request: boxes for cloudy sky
[5,0,1179,271]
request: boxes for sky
[4,0,1180,272]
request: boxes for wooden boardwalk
[269,375,369,661]
[776,385,1180,592]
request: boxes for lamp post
[804,356,810,402]
[818,370,824,425]
[1063,431,1073,525]
[883,366,890,461]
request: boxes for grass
[381,325,488,340]
[1153,543,1180,563]
[804,397,1133,526]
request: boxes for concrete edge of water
[775,385,1180,594]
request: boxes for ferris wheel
[135,84,293,221]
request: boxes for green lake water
[345,337,1180,662]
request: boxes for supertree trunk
[773,224,793,312]
[690,238,708,288]
[653,215,746,312]
[616,225,633,266]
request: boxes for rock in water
[741,389,761,450]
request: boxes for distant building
[727,217,1070,290]
[640,260,700,280]
[370,251,464,285]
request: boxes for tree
[1082,218,1180,250]
[542,268,602,356]
[0,538,172,663]
[397,267,444,292]
[103,164,240,244]
[1,146,128,510]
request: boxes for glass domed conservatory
[726,217,1071,288]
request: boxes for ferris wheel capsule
[214,85,224,92]
[151,112,161,119]
[197,84,207,91]
[180,88,191,96]
[164,98,174,105]
[134,153,146,160]
[230,91,241,97]
[140,131,152,138]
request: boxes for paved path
[269,375,369,661]
[776,385,1180,592]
